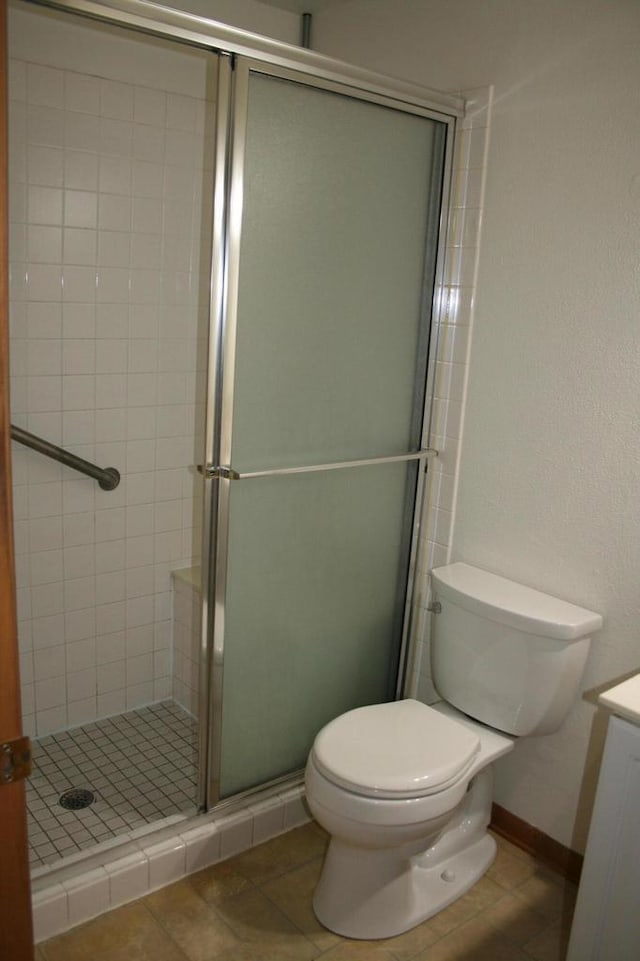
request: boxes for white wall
[314,0,640,851]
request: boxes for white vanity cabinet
[567,677,640,961]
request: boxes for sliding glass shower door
[203,58,449,803]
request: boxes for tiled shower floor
[27,701,198,869]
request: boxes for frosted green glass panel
[231,73,441,471]
[212,68,446,801]
[219,462,415,798]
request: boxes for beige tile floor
[37,823,577,961]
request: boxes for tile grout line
[28,699,198,868]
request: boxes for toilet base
[313,831,496,940]
[312,766,497,940]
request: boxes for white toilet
[305,562,603,939]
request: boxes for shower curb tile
[280,787,311,830]
[250,795,285,845]
[33,785,306,940]
[106,851,150,907]
[182,823,221,874]
[62,866,110,926]
[144,837,186,890]
[32,883,69,942]
[218,809,255,860]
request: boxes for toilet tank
[430,563,603,736]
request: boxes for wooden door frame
[0,0,35,957]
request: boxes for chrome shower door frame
[23,0,460,813]
[203,54,457,808]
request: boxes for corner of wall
[412,86,493,703]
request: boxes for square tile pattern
[38,822,578,961]
[28,700,198,868]
[9,38,213,738]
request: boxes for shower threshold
[27,701,198,870]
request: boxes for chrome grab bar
[197,448,438,481]
[10,425,121,491]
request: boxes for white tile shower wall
[411,88,492,703]
[8,7,213,736]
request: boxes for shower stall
[6,0,460,877]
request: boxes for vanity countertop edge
[598,672,640,725]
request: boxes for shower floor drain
[59,788,95,810]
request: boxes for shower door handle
[197,465,241,480]
[197,449,438,482]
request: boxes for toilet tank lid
[431,563,603,641]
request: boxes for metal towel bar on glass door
[10,424,120,491]
[197,449,439,480]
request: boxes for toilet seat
[310,699,480,800]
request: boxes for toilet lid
[310,699,480,799]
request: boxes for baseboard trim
[490,803,583,884]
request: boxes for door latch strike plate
[0,736,32,785]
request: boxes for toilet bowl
[305,698,513,939]
[305,563,603,940]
